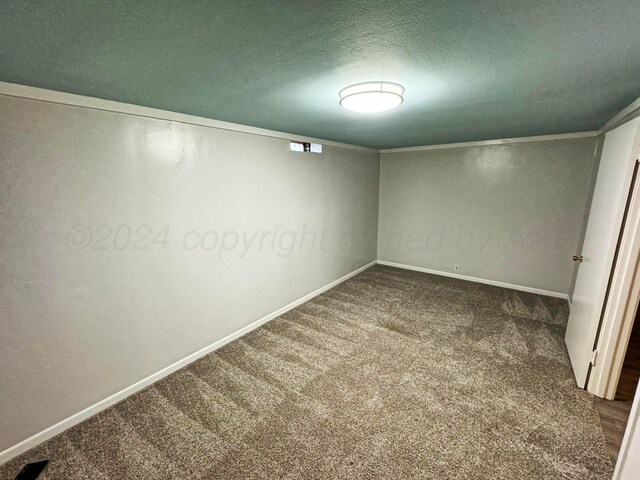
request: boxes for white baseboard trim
[0,260,376,466]
[376,260,568,300]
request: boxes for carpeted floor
[0,265,613,479]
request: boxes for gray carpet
[0,265,613,479]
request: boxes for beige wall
[0,90,605,457]
[378,137,599,295]
[0,95,380,452]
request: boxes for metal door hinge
[590,350,598,367]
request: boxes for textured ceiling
[1,1,639,149]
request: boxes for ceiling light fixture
[339,81,404,114]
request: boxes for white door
[565,118,640,388]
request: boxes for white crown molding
[380,131,598,154]
[599,96,640,135]
[0,260,377,466]
[0,81,377,153]
[7,80,631,154]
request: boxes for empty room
[2,1,640,479]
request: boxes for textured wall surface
[1,0,639,148]
[0,95,379,452]
[378,137,598,294]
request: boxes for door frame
[613,382,640,479]
[588,122,640,399]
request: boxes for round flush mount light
[339,81,404,113]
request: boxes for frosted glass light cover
[339,82,404,113]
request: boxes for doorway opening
[616,309,640,402]
[596,296,640,466]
